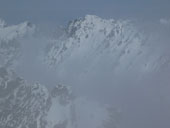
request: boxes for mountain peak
[84,14,104,22]
[67,15,132,40]
[45,15,142,68]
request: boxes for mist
[11,18,170,128]
[1,1,170,128]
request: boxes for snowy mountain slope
[0,19,35,68]
[44,15,170,77]
[0,67,50,128]
[0,67,119,128]
[44,15,144,67]
[1,15,169,128]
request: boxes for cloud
[160,18,170,26]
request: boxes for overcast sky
[0,0,170,25]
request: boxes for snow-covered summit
[44,15,145,71]
[44,15,170,78]
[67,15,125,38]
